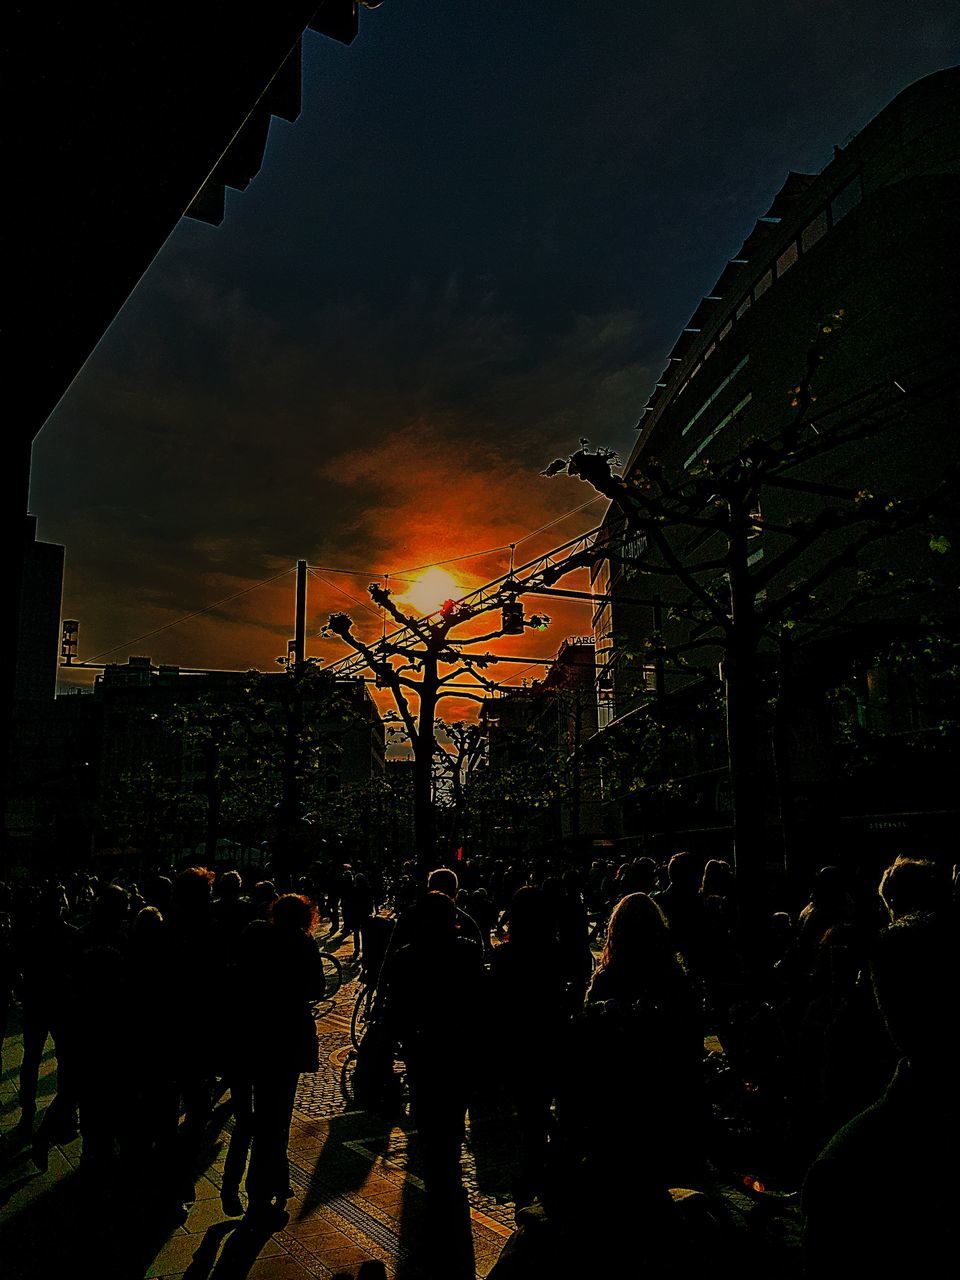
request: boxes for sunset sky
[30,2,959,723]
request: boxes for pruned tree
[324,581,549,866]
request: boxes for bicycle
[351,980,377,1051]
[316,947,344,1000]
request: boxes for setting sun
[398,566,463,615]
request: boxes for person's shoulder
[804,1078,900,1215]
[586,966,614,1002]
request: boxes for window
[831,174,862,224]
[753,268,773,300]
[703,342,716,361]
[776,242,798,277]
[719,320,732,342]
[681,355,749,436]
[684,392,753,468]
[736,295,751,319]
[801,209,828,253]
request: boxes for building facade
[591,68,960,869]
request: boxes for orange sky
[57,426,605,736]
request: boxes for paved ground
[0,930,511,1279]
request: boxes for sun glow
[398,567,463,615]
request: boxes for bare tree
[324,582,549,867]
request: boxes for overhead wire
[322,521,605,677]
[82,566,296,664]
[308,568,381,616]
[306,494,607,584]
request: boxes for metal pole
[294,559,307,673]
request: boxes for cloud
[35,267,644,686]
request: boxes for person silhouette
[222,893,325,1220]
[803,911,959,1277]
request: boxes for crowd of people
[0,867,324,1221]
[1,847,957,1277]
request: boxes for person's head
[145,874,173,913]
[216,870,243,903]
[270,893,317,934]
[172,866,215,916]
[601,892,677,974]
[769,911,793,941]
[871,912,957,1070]
[879,856,942,922]
[667,851,701,893]
[251,880,277,911]
[701,859,734,898]
[132,904,165,939]
[427,867,459,901]
[35,883,66,924]
[810,865,845,910]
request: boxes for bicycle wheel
[321,950,343,999]
[351,983,374,1051]
[340,1050,357,1108]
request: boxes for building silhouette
[5,2,377,851]
[590,68,960,867]
[9,658,385,869]
[475,639,603,856]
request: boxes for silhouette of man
[379,891,485,1277]
[803,912,959,1276]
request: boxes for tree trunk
[413,659,438,875]
[773,630,798,881]
[725,506,766,939]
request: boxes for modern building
[591,68,960,866]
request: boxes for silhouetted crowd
[1,848,958,1277]
[1,867,325,1222]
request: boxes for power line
[322,523,604,678]
[513,496,605,547]
[82,567,296,664]
[307,495,607,584]
[308,568,381,616]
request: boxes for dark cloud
[31,0,960,683]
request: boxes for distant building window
[719,321,732,342]
[690,361,701,381]
[753,269,773,300]
[776,242,798,277]
[831,174,863,224]
[801,209,828,253]
[703,342,716,361]
[736,295,751,319]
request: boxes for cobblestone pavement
[0,929,511,1279]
